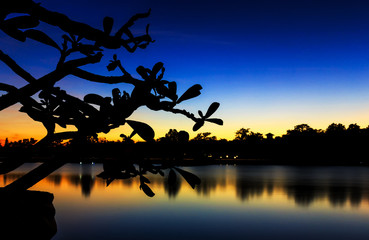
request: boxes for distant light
[80,162,82,165]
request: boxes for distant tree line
[1,122,369,165]
[2,122,369,145]
[1,138,37,148]
[157,122,369,143]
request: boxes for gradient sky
[1,0,369,142]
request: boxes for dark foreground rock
[0,189,57,240]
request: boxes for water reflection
[164,176,182,198]
[1,164,369,208]
[233,166,369,208]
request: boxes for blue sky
[1,0,369,141]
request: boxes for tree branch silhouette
[0,0,223,146]
[0,50,36,83]
[1,1,153,52]
[0,53,103,111]
[70,68,141,85]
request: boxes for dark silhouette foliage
[0,3,220,228]
[0,0,224,202]
[159,129,190,143]
[0,0,222,146]
[97,161,200,197]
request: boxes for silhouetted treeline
[1,123,369,165]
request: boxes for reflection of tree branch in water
[0,160,201,198]
[2,161,66,191]
[97,161,201,197]
[2,164,368,207]
[0,161,202,240]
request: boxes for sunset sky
[1,0,369,143]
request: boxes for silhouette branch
[0,50,36,83]
[0,53,103,111]
[0,83,17,93]
[0,1,222,145]
[70,68,141,85]
[167,108,199,122]
[1,1,153,52]
[36,131,80,146]
[62,52,103,70]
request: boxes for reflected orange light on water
[2,165,369,215]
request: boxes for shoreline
[1,156,368,167]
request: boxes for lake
[2,163,369,240]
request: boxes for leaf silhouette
[136,66,150,80]
[3,16,39,29]
[140,183,155,197]
[157,67,165,81]
[103,16,114,35]
[204,102,220,118]
[167,82,178,101]
[168,81,177,93]
[193,120,204,131]
[24,29,61,50]
[84,93,105,105]
[140,175,151,184]
[126,120,155,141]
[152,62,164,76]
[198,110,204,118]
[138,42,149,49]
[156,84,170,97]
[174,167,201,189]
[107,61,118,71]
[176,84,202,104]
[205,118,223,125]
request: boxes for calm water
[2,164,369,240]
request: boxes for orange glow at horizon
[2,102,369,145]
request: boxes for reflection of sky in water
[2,164,369,239]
